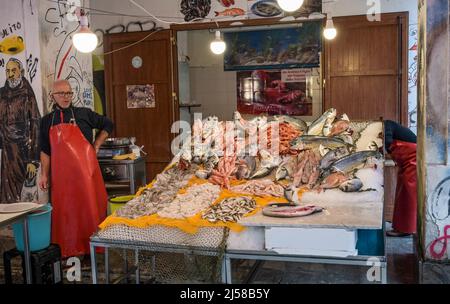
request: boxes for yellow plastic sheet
[99,170,304,234]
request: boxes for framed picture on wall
[126,84,156,109]
[223,20,321,71]
[237,69,313,116]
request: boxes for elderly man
[39,79,113,258]
[0,58,40,203]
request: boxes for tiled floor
[0,223,418,284]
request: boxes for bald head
[52,79,71,92]
[51,79,73,109]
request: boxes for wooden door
[104,30,178,182]
[324,13,408,125]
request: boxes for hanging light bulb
[210,30,226,55]
[277,0,304,12]
[323,16,337,40]
[73,10,98,53]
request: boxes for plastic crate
[3,243,63,284]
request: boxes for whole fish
[235,156,256,180]
[251,150,281,179]
[328,120,351,137]
[336,134,354,147]
[322,112,337,136]
[318,172,348,190]
[215,8,245,17]
[284,185,300,203]
[339,178,363,192]
[269,115,308,133]
[307,108,336,136]
[319,146,350,170]
[217,0,235,8]
[290,135,350,151]
[330,151,383,174]
[275,156,297,181]
[204,153,220,172]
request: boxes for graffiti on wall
[39,0,93,112]
[94,20,162,48]
[427,172,450,260]
[0,0,43,203]
[408,24,418,133]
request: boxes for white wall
[323,0,417,20]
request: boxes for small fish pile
[231,179,284,197]
[202,196,256,223]
[209,155,237,189]
[157,183,221,219]
[116,166,195,219]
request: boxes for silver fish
[195,169,210,179]
[330,150,383,174]
[284,185,300,203]
[322,113,337,136]
[339,178,363,192]
[269,115,308,133]
[204,153,220,172]
[319,146,350,170]
[275,157,296,181]
[307,108,336,136]
[251,151,281,179]
[291,135,350,151]
[236,156,256,180]
[336,134,354,147]
[192,156,202,164]
[275,166,289,181]
[250,167,274,179]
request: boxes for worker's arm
[93,130,109,153]
[39,151,50,191]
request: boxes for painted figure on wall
[0,58,41,203]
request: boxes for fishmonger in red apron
[39,80,113,258]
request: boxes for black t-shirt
[384,120,416,153]
[39,106,114,156]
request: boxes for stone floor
[0,223,419,284]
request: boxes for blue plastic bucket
[12,204,52,252]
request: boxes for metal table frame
[90,233,387,284]
[0,212,35,284]
[224,249,387,284]
[90,235,226,284]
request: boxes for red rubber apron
[50,110,107,257]
[390,140,417,234]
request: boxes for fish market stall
[90,109,387,284]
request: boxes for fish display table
[91,114,387,283]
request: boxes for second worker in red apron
[38,79,113,258]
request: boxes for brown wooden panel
[329,75,398,120]
[111,40,169,84]
[324,12,408,125]
[384,165,399,222]
[104,30,177,184]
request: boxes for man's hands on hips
[39,174,49,191]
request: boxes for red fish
[217,0,235,7]
[215,8,245,17]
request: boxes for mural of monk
[0,58,41,203]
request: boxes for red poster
[237,70,312,116]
